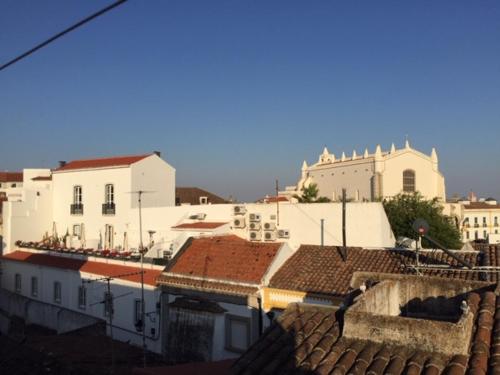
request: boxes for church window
[403,170,416,193]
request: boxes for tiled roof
[163,235,282,285]
[171,222,228,230]
[1,251,161,286]
[31,176,52,181]
[0,172,23,182]
[269,245,496,297]
[175,187,228,205]
[53,154,151,172]
[232,289,500,374]
[134,359,234,375]
[257,196,289,203]
[157,275,259,296]
[464,202,500,209]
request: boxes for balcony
[102,203,116,215]
[483,223,488,228]
[474,223,479,228]
[70,203,84,215]
[495,223,499,227]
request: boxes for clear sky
[1,1,499,202]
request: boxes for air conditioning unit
[249,213,262,222]
[278,229,290,238]
[233,218,246,228]
[233,206,246,215]
[249,231,262,241]
[264,231,277,241]
[249,222,261,230]
[263,222,276,231]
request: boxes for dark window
[15,274,21,293]
[402,170,416,193]
[104,292,113,317]
[53,281,62,304]
[225,314,251,353]
[31,277,38,297]
[78,286,86,310]
[134,299,142,327]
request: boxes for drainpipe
[257,296,263,336]
[320,219,324,248]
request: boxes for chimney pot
[153,151,161,157]
[58,161,66,168]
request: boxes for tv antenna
[83,271,143,374]
[125,189,155,368]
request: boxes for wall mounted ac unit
[249,213,261,222]
[233,218,246,228]
[249,231,262,241]
[263,222,276,231]
[249,222,261,231]
[278,229,290,238]
[233,206,246,215]
[264,231,277,241]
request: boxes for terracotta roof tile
[31,176,52,181]
[54,154,151,172]
[269,245,491,297]
[164,235,281,284]
[156,275,258,296]
[464,202,500,210]
[232,290,500,375]
[0,172,23,182]
[1,251,161,286]
[171,222,228,230]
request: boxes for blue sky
[1,1,499,201]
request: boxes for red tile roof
[232,289,499,375]
[269,245,494,297]
[0,172,23,182]
[164,235,282,285]
[1,251,161,286]
[175,187,228,205]
[156,275,259,296]
[31,176,52,181]
[54,154,151,172]
[257,196,289,203]
[464,202,500,209]
[133,359,234,375]
[171,222,228,230]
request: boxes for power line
[0,0,128,72]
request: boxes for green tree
[383,192,462,249]
[294,183,331,203]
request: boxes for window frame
[105,184,114,205]
[78,285,86,310]
[31,276,38,297]
[15,273,22,293]
[53,281,62,304]
[224,314,251,353]
[133,298,142,327]
[402,169,416,193]
[73,185,83,205]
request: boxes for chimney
[58,161,66,168]
[153,151,161,157]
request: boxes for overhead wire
[0,0,128,72]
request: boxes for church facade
[284,140,446,202]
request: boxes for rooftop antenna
[126,189,155,368]
[83,271,143,374]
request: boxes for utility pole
[138,190,147,368]
[83,271,142,374]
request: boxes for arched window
[402,170,415,193]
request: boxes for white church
[283,140,446,202]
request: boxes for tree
[383,192,462,249]
[294,183,331,203]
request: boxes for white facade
[0,249,163,353]
[460,200,500,243]
[285,140,446,202]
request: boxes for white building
[459,199,500,244]
[0,249,163,353]
[284,140,446,202]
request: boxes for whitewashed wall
[0,257,162,353]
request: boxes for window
[53,281,62,304]
[11,183,16,188]
[134,299,143,328]
[402,170,416,193]
[73,186,82,204]
[73,224,81,238]
[484,231,488,239]
[31,277,38,297]
[466,231,470,240]
[475,231,479,240]
[199,196,208,205]
[495,217,499,226]
[225,314,251,353]
[15,274,21,293]
[78,286,86,310]
[483,217,487,227]
[105,184,114,204]
[104,292,113,317]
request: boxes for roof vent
[58,161,67,168]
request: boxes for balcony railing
[70,203,84,215]
[483,223,488,227]
[102,203,116,215]
[474,223,479,228]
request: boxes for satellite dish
[412,218,429,235]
